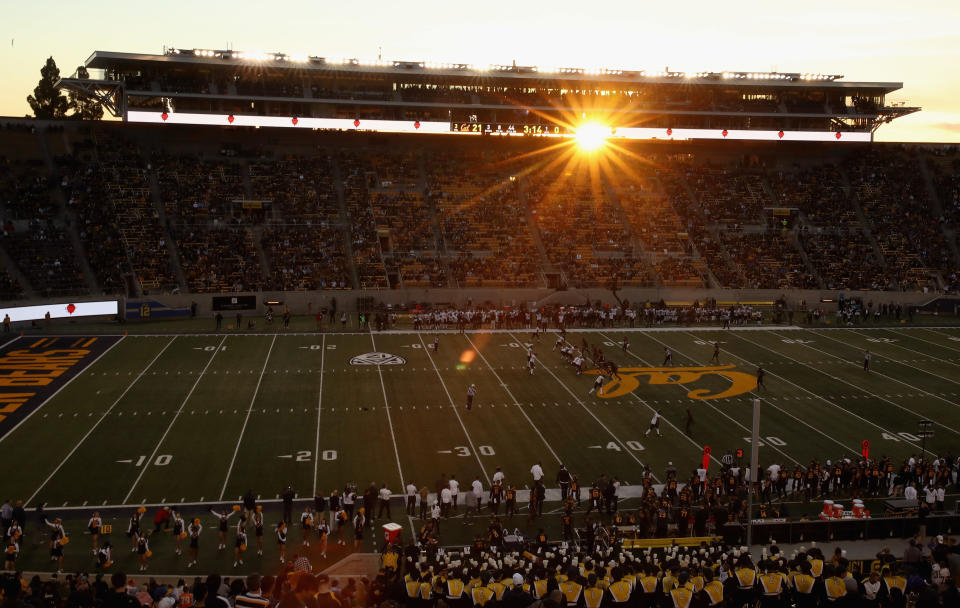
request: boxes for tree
[70,66,103,120]
[27,57,71,119]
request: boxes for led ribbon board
[128,111,872,142]
[0,301,119,323]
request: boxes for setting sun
[575,123,610,151]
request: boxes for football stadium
[1,20,960,608]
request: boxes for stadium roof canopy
[58,48,920,142]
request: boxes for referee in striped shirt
[466,384,477,411]
[721,450,735,470]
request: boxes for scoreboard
[450,122,572,136]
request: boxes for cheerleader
[300,506,314,546]
[127,508,145,551]
[136,532,151,571]
[352,508,365,550]
[88,511,102,555]
[4,531,18,570]
[233,521,247,568]
[209,508,236,550]
[251,506,264,555]
[171,509,185,555]
[276,522,287,563]
[334,506,348,545]
[51,534,67,572]
[97,541,112,569]
[187,518,202,568]
[316,518,330,559]
[44,518,66,557]
[6,521,23,546]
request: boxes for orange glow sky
[3,1,958,142]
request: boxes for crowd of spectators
[154,152,245,223]
[174,226,263,293]
[4,127,960,297]
[846,150,949,292]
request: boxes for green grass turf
[1,324,959,576]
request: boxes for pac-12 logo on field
[350,352,407,366]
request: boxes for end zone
[0,335,123,440]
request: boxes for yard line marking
[463,334,562,465]
[123,335,228,503]
[417,333,490,484]
[915,328,960,353]
[678,331,859,459]
[509,332,656,474]
[312,334,326,497]
[729,332,944,450]
[0,336,126,448]
[853,329,960,374]
[623,331,802,464]
[791,330,960,427]
[218,334,278,500]
[367,334,407,491]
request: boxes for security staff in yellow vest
[669,572,695,608]
[405,571,423,604]
[701,570,724,607]
[560,566,586,607]
[823,566,847,603]
[583,573,605,608]
[418,576,435,605]
[757,562,785,608]
[527,576,550,601]
[791,561,818,608]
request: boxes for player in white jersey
[589,375,604,395]
[645,411,663,436]
[554,335,564,351]
[573,355,584,375]
[662,347,673,366]
[527,353,536,375]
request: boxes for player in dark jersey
[710,342,721,364]
[756,366,765,391]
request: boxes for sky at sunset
[3,0,959,142]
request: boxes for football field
[3,324,960,511]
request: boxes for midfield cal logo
[350,352,407,366]
[586,365,757,400]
